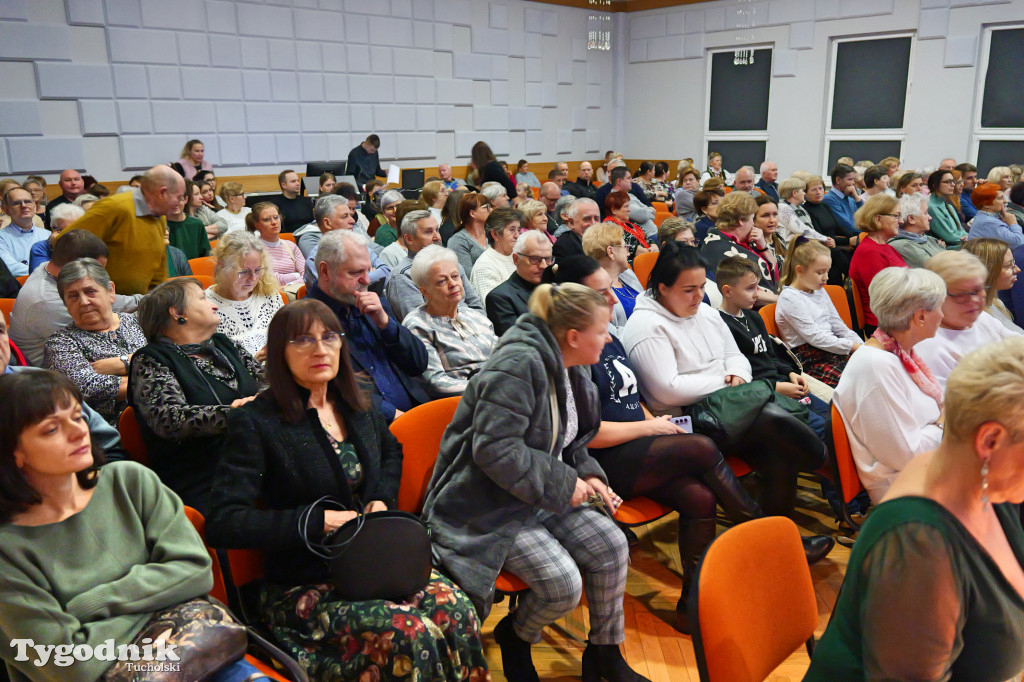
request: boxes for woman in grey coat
[422,283,648,682]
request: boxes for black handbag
[301,500,433,602]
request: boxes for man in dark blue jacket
[956,162,979,222]
[346,134,387,189]
[309,229,428,422]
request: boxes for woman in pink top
[245,202,305,297]
[176,139,213,180]
[849,194,907,335]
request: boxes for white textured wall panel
[36,63,113,99]
[108,27,176,63]
[0,23,72,60]
[78,99,118,134]
[9,137,85,172]
[294,9,344,42]
[120,134,178,167]
[0,100,43,135]
[237,5,292,38]
[67,0,105,25]
[141,0,206,31]
[117,100,152,133]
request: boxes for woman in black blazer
[206,298,489,682]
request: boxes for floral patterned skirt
[261,570,491,682]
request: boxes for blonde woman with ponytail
[423,283,649,682]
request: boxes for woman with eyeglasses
[129,278,262,513]
[246,201,305,297]
[848,194,908,336]
[215,182,250,234]
[206,299,490,682]
[926,169,968,249]
[204,231,283,359]
[916,250,1022,388]
[964,238,1024,333]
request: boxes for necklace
[724,310,750,332]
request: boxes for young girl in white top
[776,239,862,387]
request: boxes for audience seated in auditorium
[539,181,562,225]
[513,181,533,208]
[22,176,48,227]
[822,164,864,233]
[386,209,484,323]
[245,202,303,296]
[206,299,489,681]
[634,162,664,203]
[12,230,141,367]
[861,164,891,199]
[755,161,780,201]
[43,258,146,426]
[438,187,468,245]
[518,197,554,244]
[481,182,510,210]
[621,242,827,522]
[989,166,1014,201]
[0,371,264,682]
[215,182,249,233]
[485,229,553,336]
[889,193,946,267]
[30,202,83,273]
[700,152,732,185]
[730,166,760,196]
[421,179,450,224]
[701,191,779,303]
[551,195,575,235]
[266,170,313,234]
[582,221,644,324]
[438,163,465,192]
[423,282,649,682]
[567,161,599,200]
[186,178,227,240]
[130,278,261,513]
[44,169,86,222]
[193,170,222,208]
[309,230,428,422]
[302,195,389,291]
[956,162,980,221]
[164,181,211,261]
[755,195,787,267]
[926,169,968,248]
[176,138,212,180]
[69,165,182,295]
[371,189,404,248]
[803,174,857,283]
[849,194,909,335]
[673,167,701,223]
[894,171,926,199]
[692,184,723,245]
[347,134,387,189]
[808,337,1024,681]
[968,182,1024,249]
[470,207,522,300]
[963,238,1023,334]
[596,166,656,235]
[1008,182,1024,226]
[402,245,497,397]
[205,232,282,359]
[916,250,1021,388]
[776,240,861,388]
[448,193,492,275]
[163,224,191,278]
[777,178,829,247]
[0,186,50,277]
[553,197,600,259]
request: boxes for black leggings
[727,402,827,516]
[592,433,722,523]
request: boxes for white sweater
[834,345,943,503]
[915,311,1020,388]
[776,286,861,355]
[205,288,283,357]
[215,207,250,233]
[620,293,751,414]
[470,247,516,301]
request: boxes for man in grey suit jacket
[485,230,553,336]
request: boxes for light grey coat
[422,314,606,617]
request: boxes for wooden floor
[480,477,853,681]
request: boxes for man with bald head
[63,165,185,294]
[756,161,780,201]
[44,169,86,225]
[567,161,598,200]
[438,164,465,192]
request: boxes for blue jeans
[805,394,830,442]
[211,658,262,682]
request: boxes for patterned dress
[261,434,491,682]
[205,287,283,357]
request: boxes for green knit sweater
[0,462,213,682]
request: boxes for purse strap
[297,495,368,560]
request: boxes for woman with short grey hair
[44,258,147,425]
[403,245,497,397]
[888,193,946,267]
[833,266,948,502]
[372,189,405,247]
[481,182,510,209]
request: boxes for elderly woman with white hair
[833,267,948,502]
[888,193,946,267]
[29,203,84,272]
[915,250,1021,388]
[481,182,510,209]
[204,231,283,359]
[402,245,497,397]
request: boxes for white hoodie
[620,293,752,414]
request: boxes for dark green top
[167,216,211,260]
[806,497,1024,681]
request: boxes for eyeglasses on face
[7,200,33,208]
[287,331,345,350]
[518,254,555,266]
[236,267,265,280]
[879,213,900,219]
[946,287,990,301]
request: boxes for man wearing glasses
[485,230,553,336]
[0,187,50,277]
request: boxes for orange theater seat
[631,252,659,289]
[652,201,669,214]
[189,257,216,277]
[391,396,460,514]
[118,407,149,467]
[759,303,779,337]
[831,403,867,530]
[615,496,672,526]
[279,233,296,243]
[0,298,13,327]
[16,275,28,285]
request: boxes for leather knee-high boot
[700,458,762,523]
[674,517,718,634]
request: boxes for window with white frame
[704,46,772,174]
[824,35,912,174]
[971,25,1024,177]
